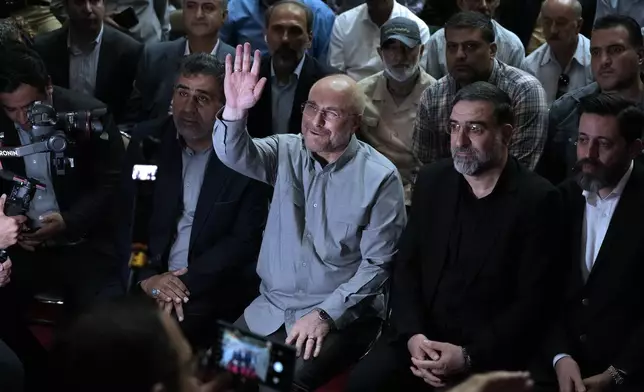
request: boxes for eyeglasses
[556,74,570,99]
[445,122,487,138]
[301,101,355,122]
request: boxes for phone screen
[212,322,296,391]
[132,164,157,181]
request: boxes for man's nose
[453,129,470,148]
[16,110,28,126]
[584,141,599,159]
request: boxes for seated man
[135,0,234,121]
[358,17,435,206]
[347,82,563,391]
[538,93,644,391]
[34,0,142,123]
[0,42,124,383]
[126,53,270,348]
[413,11,548,171]
[213,43,407,390]
[536,15,644,185]
[329,0,430,81]
[521,0,593,104]
[246,0,338,138]
[425,0,525,79]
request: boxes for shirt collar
[184,39,221,56]
[67,23,104,55]
[582,160,634,201]
[304,134,360,172]
[271,54,306,80]
[540,35,589,69]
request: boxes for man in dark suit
[0,43,124,388]
[347,82,563,391]
[134,0,235,122]
[247,0,338,138]
[126,53,269,347]
[535,93,644,392]
[33,0,142,123]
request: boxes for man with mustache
[346,81,563,391]
[522,0,594,104]
[358,17,435,207]
[425,0,525,79]
[537,14,644,186]
[245,0,338,138]
[213,43,407,390]
[537,93,644,392]
[413,11,548,171]
[127,53,270,348]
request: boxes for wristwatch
[608,365,626,385]
[314,308,335,328]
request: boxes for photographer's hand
[22,212,66,242]
[0,195,21,248]
[0,258,13,287]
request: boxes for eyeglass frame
[301,101,360,122]
[445,121,490,138]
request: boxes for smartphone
[204,321,296,391]
[112,7,139,29]
[132,164,157,181]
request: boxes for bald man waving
[212,42,407,391]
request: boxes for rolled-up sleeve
[318,171,407,328]
[213,114,280,185]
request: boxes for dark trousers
[234,314,381,392]
[0,338,23,392]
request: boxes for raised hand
[222,43,267,121]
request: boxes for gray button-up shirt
[522,34,593,104]
[271,55,305,135]
[213,115,407,336]
[595,0,644,27]
[167,145,212,272]
[16,126,60,227]
[68,24,104,97]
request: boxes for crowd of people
[0,0,643,391]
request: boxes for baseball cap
[380,17,421,48]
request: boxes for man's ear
[628,138,643,159]
[307,31,313,50]
[46,77,54,101]
[377,46,383,61]
[222,9,229,22]
[418,44,425,60]
[489,42,498,59]
[501,123,514,145]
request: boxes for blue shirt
[218,0,335,65]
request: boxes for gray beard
[452,137,504,176]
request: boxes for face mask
[384,62,419,82]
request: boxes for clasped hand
[18,212,66,251]
[141,268,190,322]
[285,310,331,361]
[407,334,467,387]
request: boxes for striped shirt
[412,59,548,170]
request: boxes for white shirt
[68,24,104,97]
[522,35,593,104]
[328,2,431,81]
[553,161,634,367]
[184,39,220,56]
[426,19,525,80]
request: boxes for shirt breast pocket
[326,210,367,261]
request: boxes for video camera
[0,101,107,175]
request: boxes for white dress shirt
[328,1,431,81]
[522,35,593,104]
[68,24,104,97]
[184,39,220,56]
[553,160,634,367]
[426,19,525,80]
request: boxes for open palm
[224,43,267,111]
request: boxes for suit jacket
[134,37,235,121]
[123,116,270,307]
[545,163,644,382]
[391,157,564,372]
[33,24,142,123]
[247,55,340,139]
[0,86,125,242]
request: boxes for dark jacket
[122,116,270,304]
[247,54,340,138]
[34,24,142,123]
[0,86,125,242]
[391,157,564,372]
[545,163,644,385]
